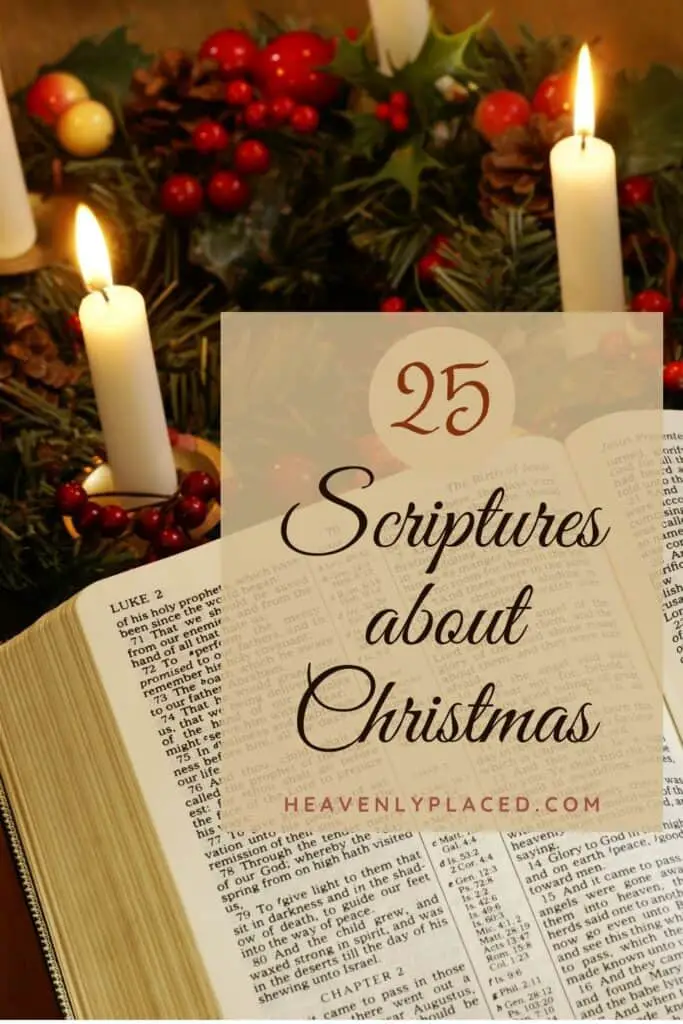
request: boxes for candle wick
[580,131,588,152]
[98,287,110,304]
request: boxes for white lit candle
[368,0,430,74]
[550,45,625,312]
[76,206,177,496]
[0,63,36,259]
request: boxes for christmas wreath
[0,14,680,635]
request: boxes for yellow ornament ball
[56,99,115,158]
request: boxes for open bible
[0,411,682,1019]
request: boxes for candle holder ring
[0,193,80,276]
[63,435,223,551]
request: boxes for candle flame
[574,43,595,138]
[76,205,113,291]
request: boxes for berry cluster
[160,28,338,220]
[56,470,220,561]
[375,91,411,134]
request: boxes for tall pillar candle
[550,45,625,312]
[368,0,430,73]
[76,206,177,496]
[0,64,36,259]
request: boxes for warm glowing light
[573,44,596,138]
[76,204,113,291]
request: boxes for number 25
[391,360,491,436]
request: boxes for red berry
[619,175,654,208]
[290,105,320,133]
[474,90,531,141]
[432,233,452,255]
[154,526,189,557]
[160,173,203,217]
[664,362,683,391]
[181,469,219,501]
[380,296,407,312]
[269,454,319,505]
[234,139,271,175]
[630,290,672,315]
[253,30,340,107]
[66,312,82,340]
[244,101,270,128]
[56,480,87,516]
[417,251,447,281]
[135,506,164,541]
[598,330,629,360]
[198,29,259,79]
[390,110,410,133]
[344,27,360,41]
[174,495,209,530]
[99,504,129,538]
[207,170,251,213]
[375,102,391,121]
[532,72,572,121]
[269,95,296,124]
[76,500,102,535]
[192,120,229,154]
[390,91,409,111]
[225,79,253,106]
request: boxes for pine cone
[125,49,226,153]
[479,113,572,221]
[0,299,82,403]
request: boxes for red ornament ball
[380,296,407,312]
[290,104,320,134]
[56,480,87,516]
[244,100,270,129]
[619,175,654,208]
[135,506,164,541]
[154,526,189,557]
[174,495,209,530]
[254,31,340,107]
[417,251,447,282]
[225,79,253,107]
[269,95,296,124]
[630,289,673,315]
[207,170,251,213]
[269,454,319,505]
[664,361,683,391]
[26,72,89,125]
[192,120,229,154]
[181,469,219,502]
[234,139,271,175]
[160,173,203,217]
[76,500,102,535]
[99,504,129,539]
[390,110,410,133]
[474,90,531,141]
[198,29,259,79]
[532,72,572,120]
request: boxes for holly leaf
[388,14,489,121]
[342,111,390,157]
[606,64,683,176]
[326,24,390,99]
[39,27,152,101]
[366,141,441,208]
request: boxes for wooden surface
[0,0,681,92]
[0,822,60,1019]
